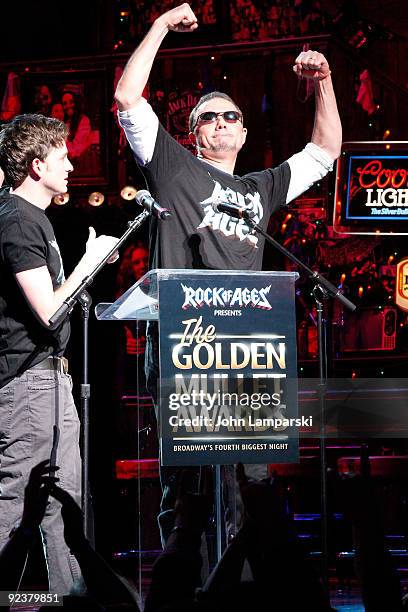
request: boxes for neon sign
[357,160,408,189]
[334,142,408,235]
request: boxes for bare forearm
[312,75,342,160]
[16,230,118,327]
[115,4,197,110]
[16,265,89,327]
[115,17,169,110]
[51,260,91,313]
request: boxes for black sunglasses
[194,110,243,128]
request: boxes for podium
[97,268,299,572]
[97,268,299,466]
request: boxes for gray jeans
[0,369,82,595]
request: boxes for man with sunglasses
[115,2,341,544]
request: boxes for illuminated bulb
[88,192,105,207]
[281,223,287,231]
[302,238,306,244]
[340,273,346,283]
[383,129,390,137]
[120,186,137,200]
[352,371,356,378]
[358,286,364,297]
[53,192,69,206]
[388,255,395,264]
[386,144,391,150]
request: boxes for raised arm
[293,50,342,160]
[285,50,342,203]
[114,3,197,111]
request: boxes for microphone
[135,189,171,220]
[217,202,255,220]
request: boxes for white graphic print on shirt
[196,179,264,247]
[49,239,65,284]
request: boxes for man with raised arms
[114,2,341,543]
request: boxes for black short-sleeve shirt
[0,187,70,388]
[141,125,291,271]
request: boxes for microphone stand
[49,208,150,543]
[244,215,356,591]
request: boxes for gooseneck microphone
[135,189,172,220]
[217,202,255,220]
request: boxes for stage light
[120,186,137,200]
[53,192,70,206]
[88,192,105,207]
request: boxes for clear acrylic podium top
[95,268,299,322]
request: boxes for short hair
[0,113,68,188]
[189,91,242,132]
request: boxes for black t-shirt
[0,187,70,389]
[142,125,291,271]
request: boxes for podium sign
[158,270,299,466]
